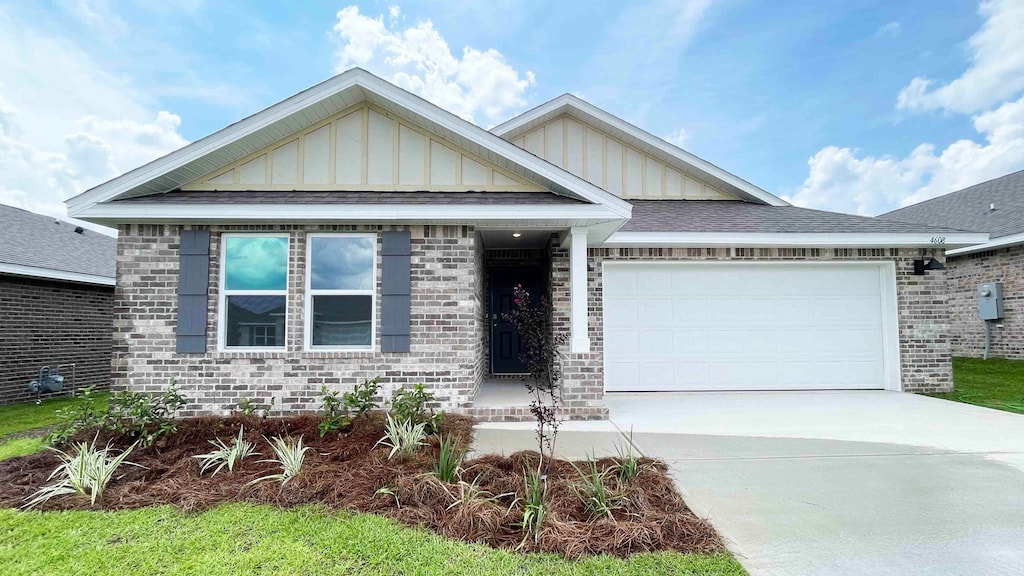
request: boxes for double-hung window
[220,234,289,350]
[306,234,376,350]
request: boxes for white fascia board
[0,263,115,286]
[492,94,789,208]
[67,69,632,220]
[75,202,626,224]
[946,231,1024,256]
[602,231,991,248]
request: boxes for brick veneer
[114,227,954,419]
[114,224,482,416]
[0,275,112,404]
[946,246,1024,358]
[550,246,953,410]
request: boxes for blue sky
[1,0,1022,227]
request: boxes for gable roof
[878,170,1024,238]
[491,94,788,207]
[67,68,631,221]
[0,204,115,286]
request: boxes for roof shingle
[622,200,971,234]
[877,170,1024,238]
[0,204,116,278]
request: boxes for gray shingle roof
[0,204,116,278]
[622,200,971,233]
[877,170,1024,238]
[114,190,584,205]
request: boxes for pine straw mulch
[0,413,722,558]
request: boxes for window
[305,234,376,350]
[220,234,289,349]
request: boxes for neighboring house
[65,69,987,419]
[879,170,1024,359]
[0,205,115,404]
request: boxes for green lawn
[0,504,744,576]
[928,357,1024,414]
[0,393,108,438]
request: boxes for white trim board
[946,231,1024,256]
[0,262,115,286]
[600,260,902,392]
[492,94,788,207]
[601,231,990,248]
[66,68,631,220]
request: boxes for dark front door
[489,267,543,374]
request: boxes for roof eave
[0,262,115,286]
[946,231,1024,256]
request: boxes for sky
[1,0,1023,233]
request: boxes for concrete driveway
[609,391,1024,576]
[473,391,1024,575]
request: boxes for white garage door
[603,262,899,392]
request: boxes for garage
[602,261,900,392]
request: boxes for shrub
[194,427,259,476]
[519,465,546,544]
[613,431,643,482]
[238,398,258,416]
[376,414,427,459]
[249,436,311,486]
[317,386,350,437]
[105,383,188,447]
[45,386,108,446]
[391,384,444,434]
[570,456,619,520]
[433,434,465,483]
[343,377,381,419]
[503,285,567,477]
[24,437,140,508]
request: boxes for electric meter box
[978,282,1004,320]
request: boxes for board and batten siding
[185,104,544,192]
[510,115,735,201]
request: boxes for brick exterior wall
[946,246,1024,358]
[114,225,954,419]
[549,246,953,410]
[114,224,482,416]
[0,275,113,404]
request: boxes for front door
[489,267,543,374]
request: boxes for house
[879,170,1024,360]
[65,69,987,419]
[0,205,115,404]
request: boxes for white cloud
[876,21,901,37]
[0,12,187,231]
[897,0,1024,114]
[331,5,535,126]
[664,128,689,148]
[785,94,1024,215]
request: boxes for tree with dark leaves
[504,284,567,478]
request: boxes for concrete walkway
[472,392,1024,576]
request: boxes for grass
[928,357,1024,414]
[0,393,109,439]
[0,504,746,575]
[0,437,44,461]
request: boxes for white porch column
[569,227,590,353]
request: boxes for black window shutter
[380,231,411,352]
[176,229,211,354]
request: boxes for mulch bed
[0,414,722,558]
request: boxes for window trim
[304,232,377,352]
[218,232,290,351]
